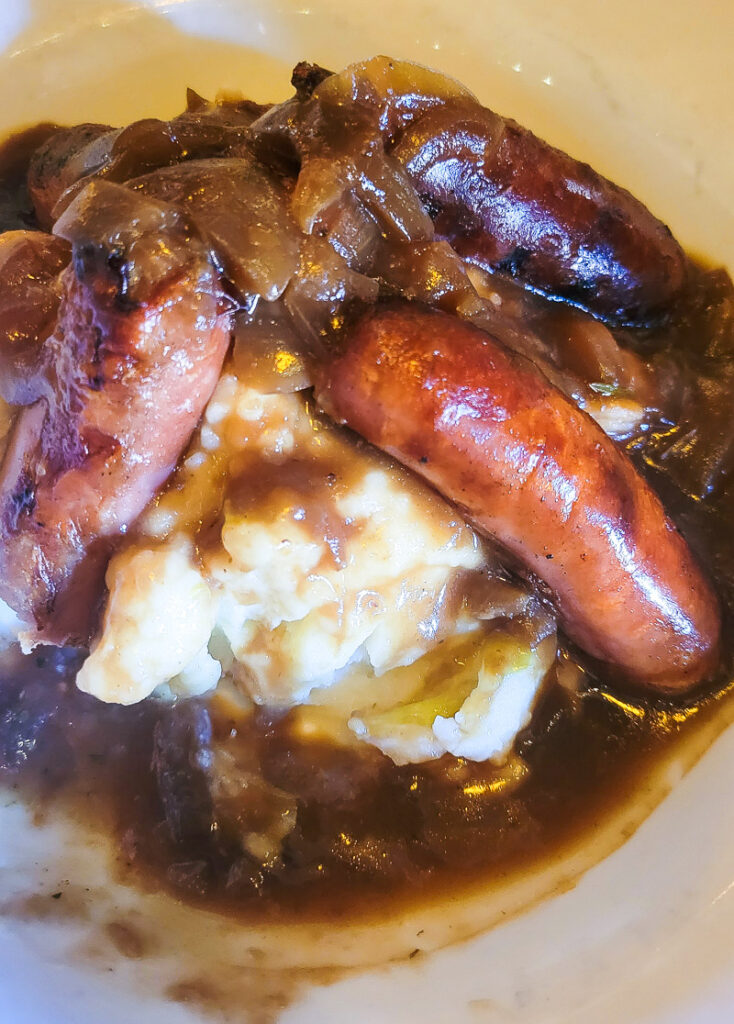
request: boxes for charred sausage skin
[0,193,232,645]
[316,304,720,692]
[392,103,687,325]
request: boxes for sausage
[315,304,721,692]
[253,58,686,324]
[392,103,686,325]
[0,183,232,645]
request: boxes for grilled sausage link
[392,103,686,325]
[315,304,720,692]
[0,185,232,645]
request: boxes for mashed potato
[77,537,220,705]
[350,629,556,764]
[74,368,557,764]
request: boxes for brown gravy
[1,123,734,928]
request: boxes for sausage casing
[0,185,232,644]
[316,304,720,691]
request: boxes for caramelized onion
[291,156,353,234]
[376,239,482,312]
[293,141,432,246]
[104,106,260,182]
[232,305,312,394]
[252,57,464,259]
[352,140,434,242]
[541,309,656,402]
[32,100,269,232]
[131,157,300,302]
[250,55,473,176]
[315,56,475,138]
[643,270,734,498]
[284,236,378,343]
[315,190,381,271]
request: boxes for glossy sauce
[1,124,734,925]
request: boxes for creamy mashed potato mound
[77,537,220,705]
[73,367,556,764]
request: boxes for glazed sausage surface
[316,304,720,691]
[393,103,686,325]
[0,185,232,645]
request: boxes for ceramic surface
[0,2,733,1021]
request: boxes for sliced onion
[250,55,474,171]
[54,180,196,304]
[284,236,378,343]
[248,97,304,174]
[541,308,657,406]
[49,108,262,225]
[317,191,381,273]
[291,155,354,233]
[314,55,476,139]
[376,239,480,311]
[132,157,300,302]
[353,141,434,242]
[109,108,258,180]
[294,144,432,253]
[232,304,312,394]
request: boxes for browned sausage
[315,304,720,692]
[0,183,232,645]
[392,103,686,325]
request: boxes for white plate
[1,1,733,1021]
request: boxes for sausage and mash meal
[0,57,732,920]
